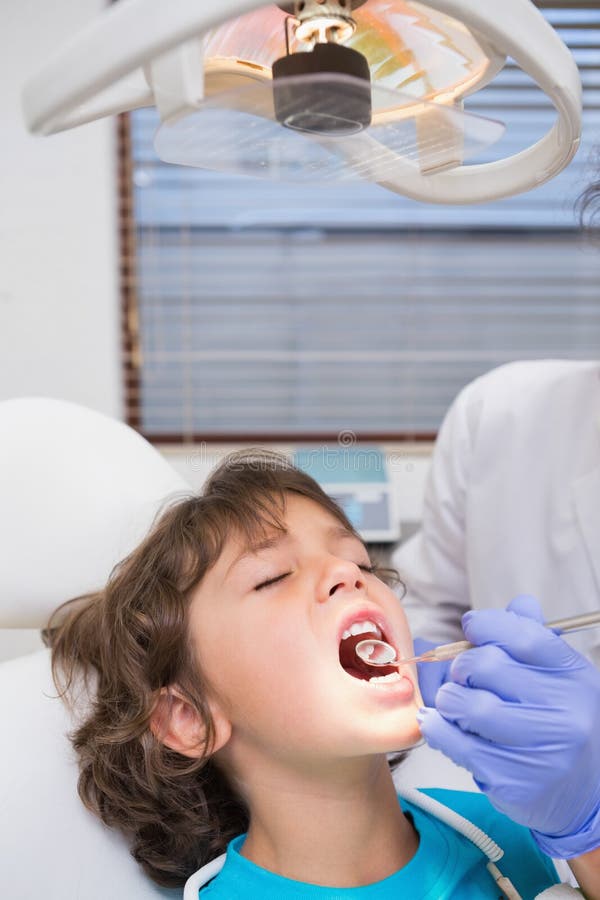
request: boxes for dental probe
[355,610,600,667]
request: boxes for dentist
[394,180,600,892]
[393,354,600,669]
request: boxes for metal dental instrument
[355,611,600,667]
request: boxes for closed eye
[254,572,290,591]
[254,563,374,591]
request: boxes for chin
[367,714,423,755]
[392,705,424,748]
[397,722,424,751]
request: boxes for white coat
[393,359,600,666]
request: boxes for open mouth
[338,619,399,682]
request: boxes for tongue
[339,632,397,680]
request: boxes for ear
[150,686,232,759]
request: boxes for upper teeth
[342,619,382,640]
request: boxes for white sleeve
[392,378,484,644]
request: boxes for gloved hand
[417,595,600,859]
[413,637,451,707]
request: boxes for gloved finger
[417,658,449,707]
[461,607,578,669]
[449,644,552,703]
[506,594,545,623]
[435,681,558,746]
[414,637,451,706]
[413,637,438,655]
[505,596,562,637]
[417,707,501,780]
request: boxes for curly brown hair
[577,146,600,229]
[45,449,399,888]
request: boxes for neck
[234,755,418,888]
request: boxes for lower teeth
[368,672,402,684]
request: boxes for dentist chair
[0,397,188,900]
[0,396,475,899]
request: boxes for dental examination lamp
[22,0,581,204]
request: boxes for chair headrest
[0,397,190,628]
[0,648,180,899]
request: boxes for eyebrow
[226,524,360,577]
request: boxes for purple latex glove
[413,637,451,707]
[417,595,600,859]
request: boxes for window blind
[124,2,600,441]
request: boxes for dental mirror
[355,639,399,666]
[355,637,471,667]
[356,611,600,668]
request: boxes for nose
[317,557,367,604]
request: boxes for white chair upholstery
[0,650,180,899]
[0,397,189,628]
[0,397,189,899]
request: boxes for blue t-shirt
[199,789,559,899]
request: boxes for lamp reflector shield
[154,74,504,181]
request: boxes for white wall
[0,0,122,662]
[0,0,122,416]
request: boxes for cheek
[194,609,297,710]
[378,587,415,656]
[397,609,416,658]
[215,625,329,741]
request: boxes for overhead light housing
[22,0,582,204]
